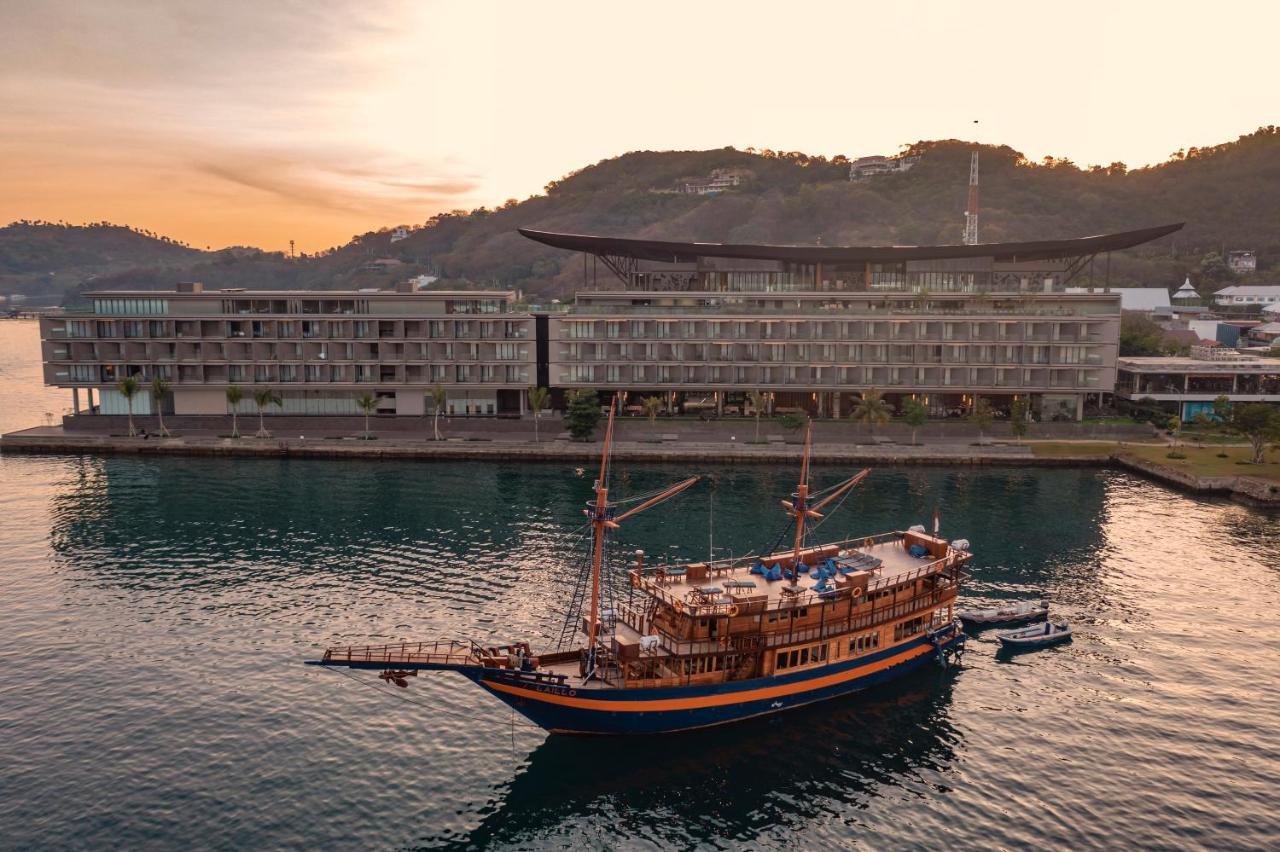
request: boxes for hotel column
[72,388,80,415]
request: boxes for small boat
[996,621,1072,650]
[957,601,1047,628]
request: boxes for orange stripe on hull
[484,642,934,712]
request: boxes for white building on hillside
[1226,250,1257,273]
[848,155,921,180]
[682,169,744,195]
[1214,285,1280,307]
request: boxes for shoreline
[4,427,1277,506]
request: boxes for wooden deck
[638,533,956,612]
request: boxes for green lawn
[1121,444,1280,482]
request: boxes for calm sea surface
[1,320,1278,850]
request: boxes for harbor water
[1,321,1278,849]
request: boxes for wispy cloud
[191,148,481,215]
[0,0,483,247]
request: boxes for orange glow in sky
[1,0,1275,252]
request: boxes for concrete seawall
[1,427,1092,466]
[5,427,1276,505]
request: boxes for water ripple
[1,449,1278,849]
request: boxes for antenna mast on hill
[962,152,979,245]
[963,120,979,246]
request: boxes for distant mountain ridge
[4,127,1278,304]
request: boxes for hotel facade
[39,224,1182,425]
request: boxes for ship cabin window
[775,642,829,671]
[770,607,808,625]
[894,616,928,642]
[682,655,726,675]
[848,632,881,656]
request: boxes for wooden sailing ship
[308,401,970,735]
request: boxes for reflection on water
[2,453,1278,849]
[436,675,960,850]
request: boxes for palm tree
[641,395,663,429]
[356,392,378,440]
[252,387,282,437]
[116,374,141,437]
[429,384,447,441]
[528,386,550,443]
[225,385,244,438]
[746,390,766,443]
[851,388,891,440]
[149,376,171,437]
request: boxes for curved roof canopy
[518,223,1183,264]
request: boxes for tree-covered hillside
[6,127,1279,305]
[0,222,207,301]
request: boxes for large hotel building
[39,224,1181,426]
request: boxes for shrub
[779,413,805,431]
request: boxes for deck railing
[322,638,476,665]
[627,531,962,616]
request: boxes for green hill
[7,127,1279,304]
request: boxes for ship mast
[584,398,698,672]
[779,420,872,585]
[585,398,618,660]
[788,421,815,585]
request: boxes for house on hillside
[390,227,409,243]
[1246,322,1280,347]
[1226,250,1257,273]
[1214,284,1280,308]
[848,154,920,180]
[682,169,745,195]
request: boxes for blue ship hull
[467,628,965,735]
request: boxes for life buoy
[568,689,577,697]
[851,587,864,598]
[727,604,740,617]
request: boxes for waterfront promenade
[0,423,1057,464]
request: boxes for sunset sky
[1,0,1275,253]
